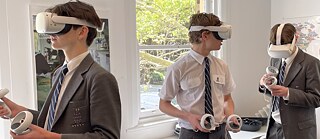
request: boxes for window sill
[129,114,177,131]
[125,115,178,139]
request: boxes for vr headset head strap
[276,24,286,45]
[189,24,232,40]
[50,13,96,28]
[36,12,104,34]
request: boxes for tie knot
[204,57,209,64]
[282,61,287,67]
[281,61,287,71]
[61,64,68,75]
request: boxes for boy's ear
[294,34,299,40]
[201,31,210,40]
[78,26,89,39]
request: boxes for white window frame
[137,0,224,119]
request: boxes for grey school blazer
[30,54,121,139]
[259,48,320,139]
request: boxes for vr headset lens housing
[189,24,232,40]
[35,12,97,35]
[212,32,223,40]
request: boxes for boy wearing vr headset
[259,23,320,139]
[159,13,237,139]
[0,1,121,139]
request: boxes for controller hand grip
[226,114,243,132]
[263,66,279,90]
[11,111,33,135]
[0,88,12,118]
[230,122,240,129]
[0,101,12,118]
[200,114,217,131]
[0,88,9,98]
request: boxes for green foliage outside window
[137,0,196,85]
[136,0,196,45]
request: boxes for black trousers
[268,121,284,139]
[179,123,231,139]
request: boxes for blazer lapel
[52,55,94,126]
[38,67,63,127]
[284,49,304,86]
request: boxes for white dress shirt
[159,49,236,130]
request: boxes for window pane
[136,0,196,46]
[137,0,196,115]
[140,48,189,112]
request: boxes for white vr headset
[36,12,99,34]
[268,23,296,58]
[189,24,232,40]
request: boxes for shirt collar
[190,49,211,64]
[63,51,89,72]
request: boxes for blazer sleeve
[258,84,265,92]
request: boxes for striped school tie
[272,61,286,112]
[204,57,213,115]
[47,64,68,131]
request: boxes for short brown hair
[270,23,296,45]
[46,0,102,46]
[188,13,222,44]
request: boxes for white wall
[0,0,13,138]
[1,1,36,138]
[271,0,320,138]
[271,0,320,24]
[225,0,271,116]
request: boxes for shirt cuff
[283,89,290,100]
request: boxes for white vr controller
[0,88,12,118]
[226,114,243,132]
[11,111,33,135]
[200,114,243,132]
[263,66,279,89]
[200,114,218,131]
